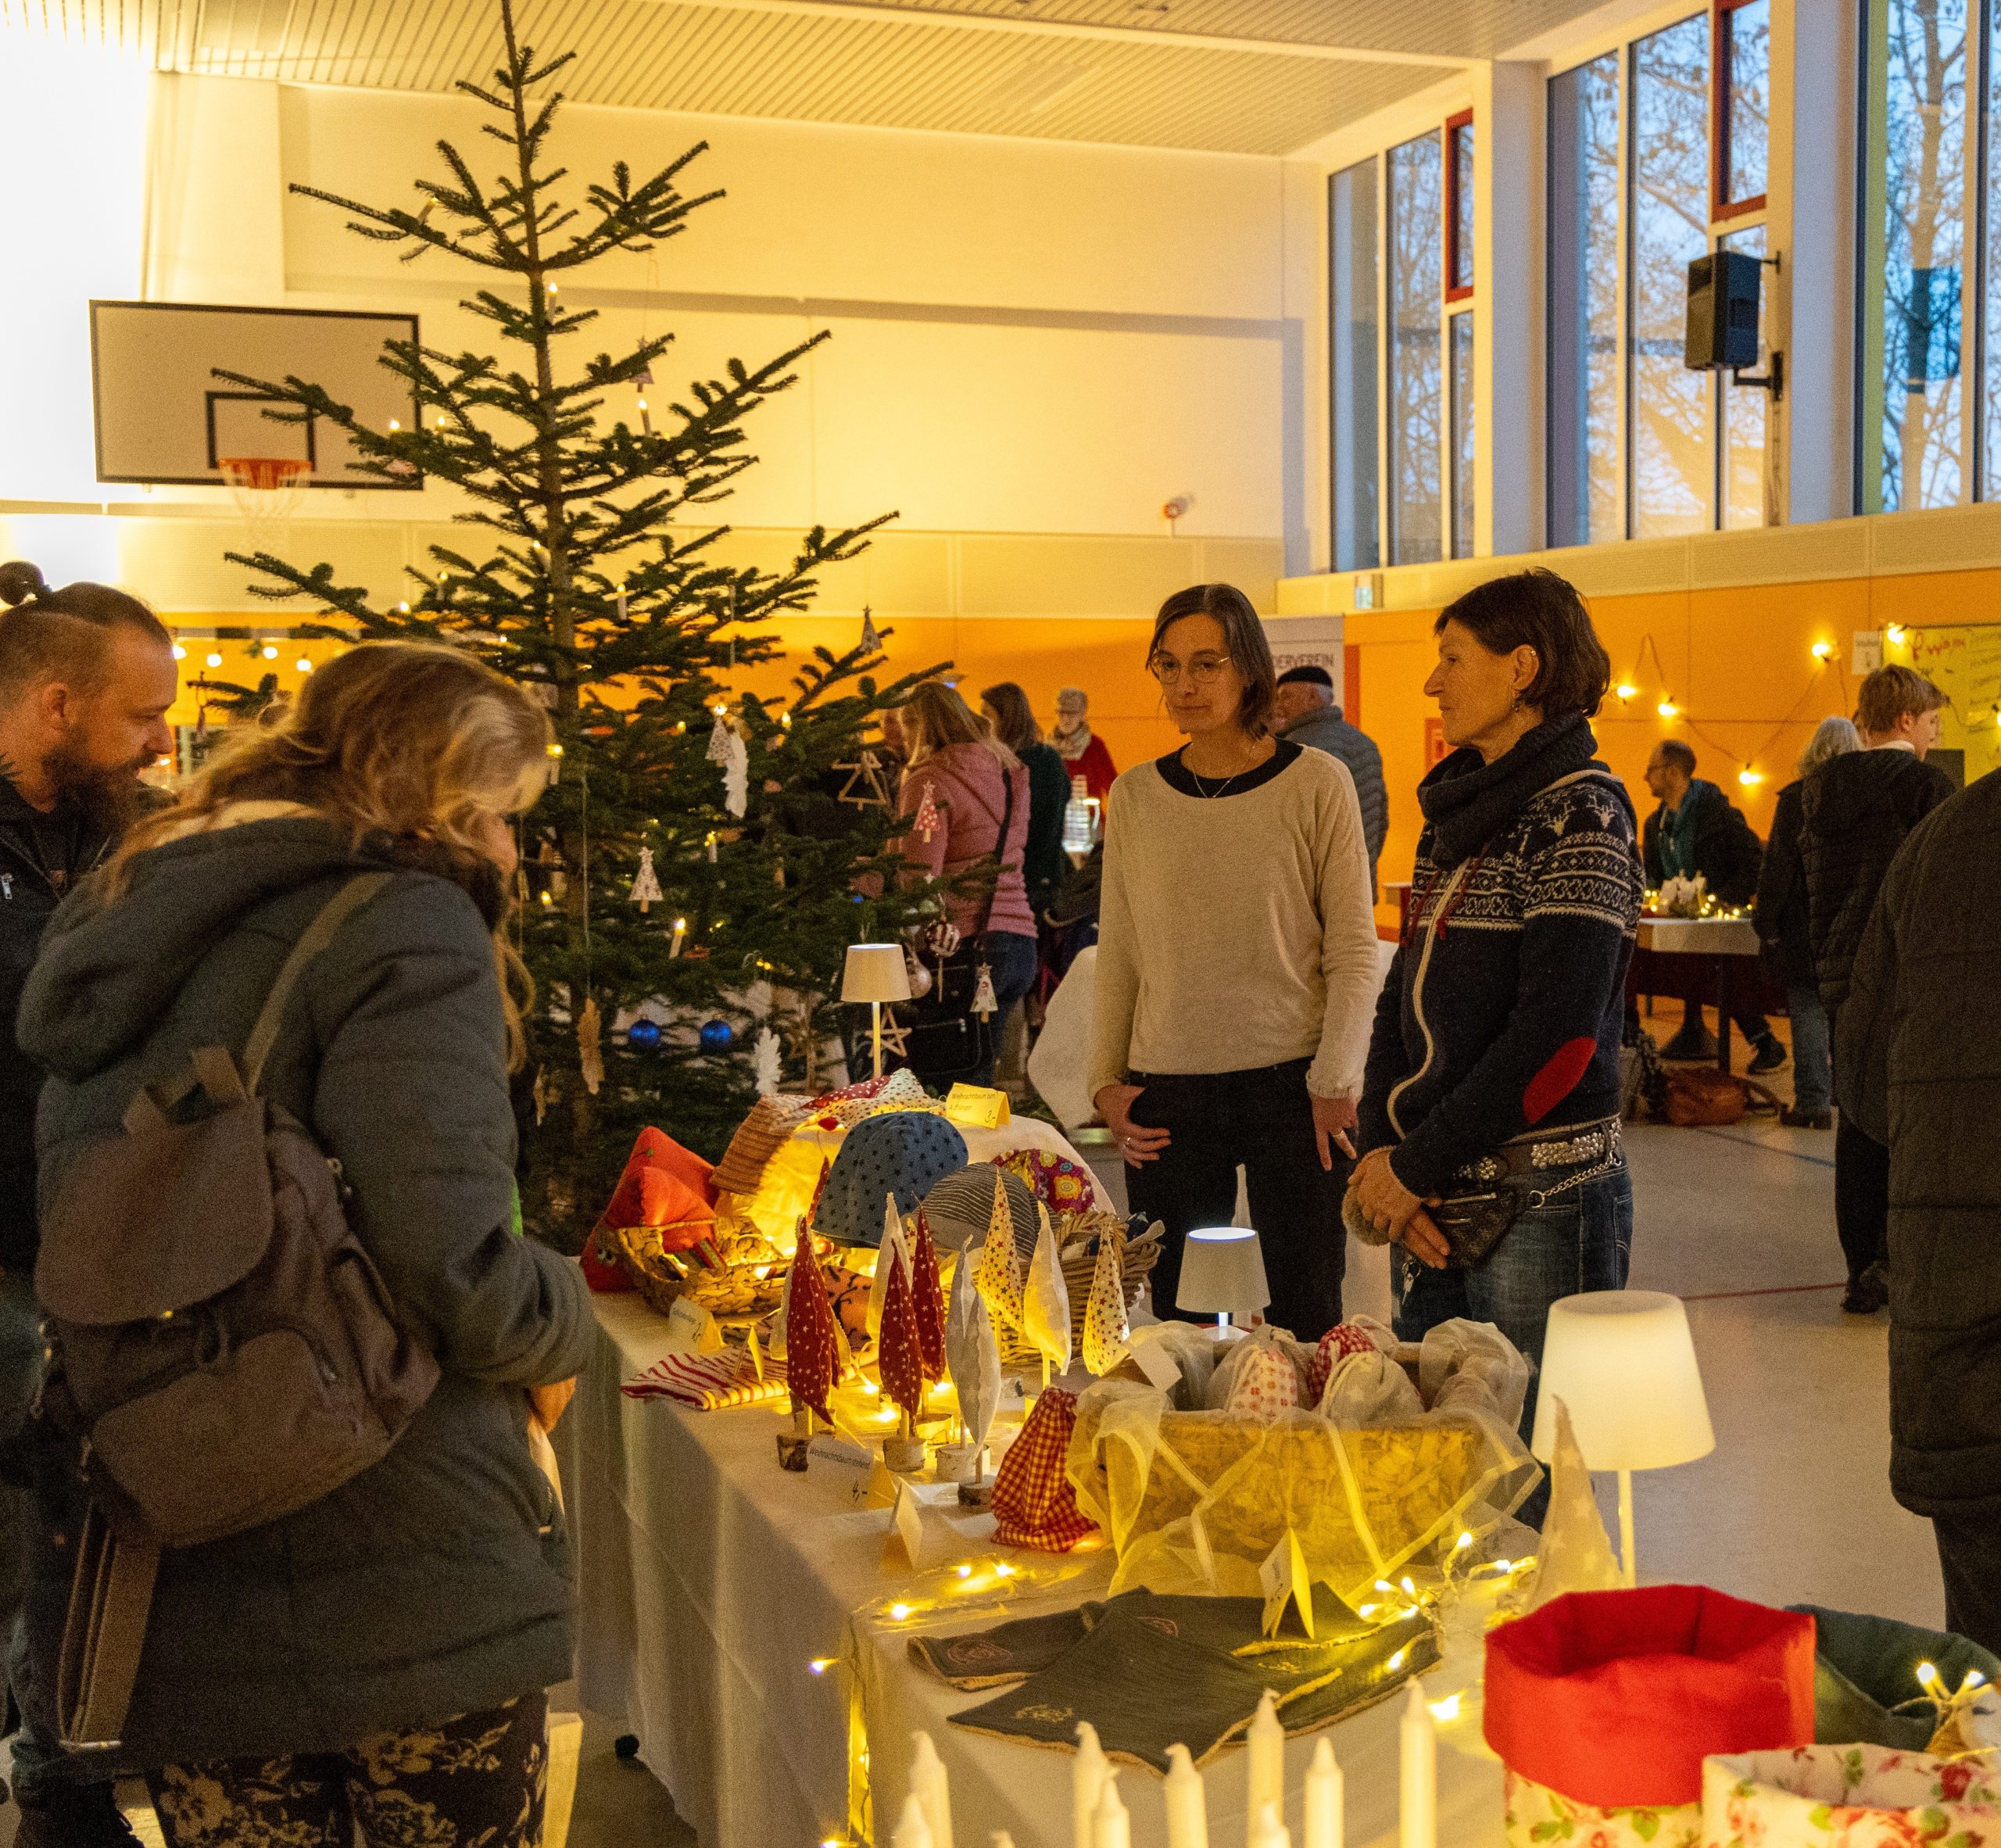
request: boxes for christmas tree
[220,0,940,1237]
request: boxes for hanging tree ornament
[626,1018,662,1052]
[699,1018,735,1055]
[970,959,999,1021]
[577,994,605,1095]
[753,1026,782,1097]
[914,783,942,843]
[707,709,750,818]
[860,605,882,654]
[628,843,662,911]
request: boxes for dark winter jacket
[1836,775,2001,1522]
[1283,707,1388,887]
[16,815,592,1768]
[1358,715,1643,1198]
[0,778,116,1275]
[1800,747,1955,1012]
[1641,778,1763,905]
[1752,779,1817,988]
[1019,740,1072,911]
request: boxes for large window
[1545,7,1773,543]
[1328,117,1475,570]
[1859,0,1969,512]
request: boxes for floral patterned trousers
[144,1692,548,1848]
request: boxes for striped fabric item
[621,1351,790,1412]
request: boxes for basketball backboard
[90,300,421,490]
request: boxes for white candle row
[894,1677,1438,1848]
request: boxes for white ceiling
[5,0,1619,155]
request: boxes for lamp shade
[1530,1289,1715,1472]
[1175,1227,1270,1317]
[842,943,911,1005]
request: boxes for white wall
[1,52,1311,587]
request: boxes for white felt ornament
[860,607,882,654]
[753,1027,782,1098]
[1022,1205,1072,1375]
[946,1248,1001,1450]
[971,961,998,1020]
[628,844,662,911]
[707,714,750,819]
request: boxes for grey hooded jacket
[15,815,592,1768]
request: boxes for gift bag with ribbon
[1484,1586,1817,1848]
[1702,1744,2001,1847]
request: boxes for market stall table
[1634,915,1765,1072]
[557,1290,1512,1848]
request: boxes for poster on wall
[1900,625,2001,787]
[1262,615,1344,685]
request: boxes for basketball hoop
[219,456,313,539]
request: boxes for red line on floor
[1680,1283,1848,1302]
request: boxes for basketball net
[218,456,313,542]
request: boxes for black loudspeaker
[1684,249,1762,371]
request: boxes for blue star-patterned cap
[813,1110,970,1248]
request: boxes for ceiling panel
[1,0,1620,154]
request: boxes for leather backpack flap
[37,1091,277,1326]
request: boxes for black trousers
[1935,1514,2001,1655]
[1835,1116,1891,1284]
[1123,1059,1350,1344]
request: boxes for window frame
[1713,0,1771,223]
[1444,109,1477,303]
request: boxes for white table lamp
[1176,1227,1269,1330]
[1530,1289,1715,1587]
[842,944,911,1080]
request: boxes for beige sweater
[1087,744,1381,1102]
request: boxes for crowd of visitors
[0,545,1988,1846]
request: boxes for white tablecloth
[557,1291,1509,1848]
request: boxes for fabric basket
[1702,1745,2001,1847]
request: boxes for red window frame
[1444,109,1475,302]
[1712,0,1768,221]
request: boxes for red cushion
[598,1128,717,1254]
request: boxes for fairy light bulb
[1615,682,1637,700]
[1887,623,1906,646]
[1738,768,1763,786]
[1657,699,1679,718]
[261,644,277,660]
[388,417,401,432]
[205,652,222,668]
[296,657,313,673]
[171,643,186,661]
[1811,640,1833,660]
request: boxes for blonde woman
[17,643,589,1846]
[893,679,1035,1087]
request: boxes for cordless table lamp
[1530,1289,1715,1587]
[842,944,911,1080]
[1176,1227,1269,1331]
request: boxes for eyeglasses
[1147,653,1234,686]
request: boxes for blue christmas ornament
[698,1018,734,1054]
[626,1019,662,1052]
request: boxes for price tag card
[1258,1528,1316,1640]
[886,1476,931,1570]
[665,1296,723,1352]
[1129,1337,1183,1393]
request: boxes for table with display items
[1633,914,1774,1073]
[555,1288,1512,1848]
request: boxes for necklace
[1179,740,1272,799]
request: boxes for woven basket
[997,1219,1161,1366]
[610,1220,788,1322]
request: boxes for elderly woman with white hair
[1754,714,1863,1129]
[1051,686,1117,801]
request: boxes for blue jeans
[1787,981,1832,1116]
[1392,1164,1633,1527]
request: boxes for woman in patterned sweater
[1351,571,1643,1491]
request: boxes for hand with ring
[1351,1147,1449,1269]
[1094,1083,1170,1168]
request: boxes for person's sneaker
[1841,1261,1890,1316]
[1746,1033,1789,1076]
[13,1784,140,1848]
[1658,1026,1720,1061]
[1781,1105,1832,1129]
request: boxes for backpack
[38,872,442,1747]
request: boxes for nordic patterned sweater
[1357,714,1642,1199]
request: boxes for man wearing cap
[1051,687,1117,803]
[1273,665,1387,894]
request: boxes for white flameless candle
[1074,1721,1109,1848]
[670,916,688,958]
[1251,1799,1293,1848]
[1305,1738,1342,1848]
[1247,1689,1284,1841]
[1091,1775,1130,1848]
[1399,1681,1436,1848]
[911,1731,954,1848]
[1164,1744,1208,1848]
[893,1792,936,1848]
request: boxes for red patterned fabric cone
[1306,1323,1380,1404]
[911,1212,949,1382]
[991,1388,1097,1552]
[784,1234,843,1424]
[879,1243,927,1422]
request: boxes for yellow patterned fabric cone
[1081,1230,1129,1376]
[975,1169,1026,1335]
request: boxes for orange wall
[1354,568,2001,901]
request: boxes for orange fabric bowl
[1482,1585,1816,1809]
[599,1128,717,1254]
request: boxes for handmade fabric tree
[1080,1232,1129,1377]
[974,1170,1026,1336]
[783,1234,844,1428]
[946,1251,1001,1455]
[218,0,941,1234]
[909,1211,948,1383]
[878,1245,927,1441]
[1022,1203,1072,1381]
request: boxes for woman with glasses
[1349,570,1641,1514]
[1087,583,1380,1341]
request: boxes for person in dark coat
[1752,717,1860,1129]
[979,682,1070,915]
[0,560,178,1847]
[1641,738,1784,1072]
[1802,663,1953,1315]
[16,643,591,1843]
[1273,665,1388,894]
[1836,770,2001,1651]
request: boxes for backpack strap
[242,872,393,1096]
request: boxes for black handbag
[900,765,1018,1086]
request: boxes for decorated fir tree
[221,0,939,1236]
